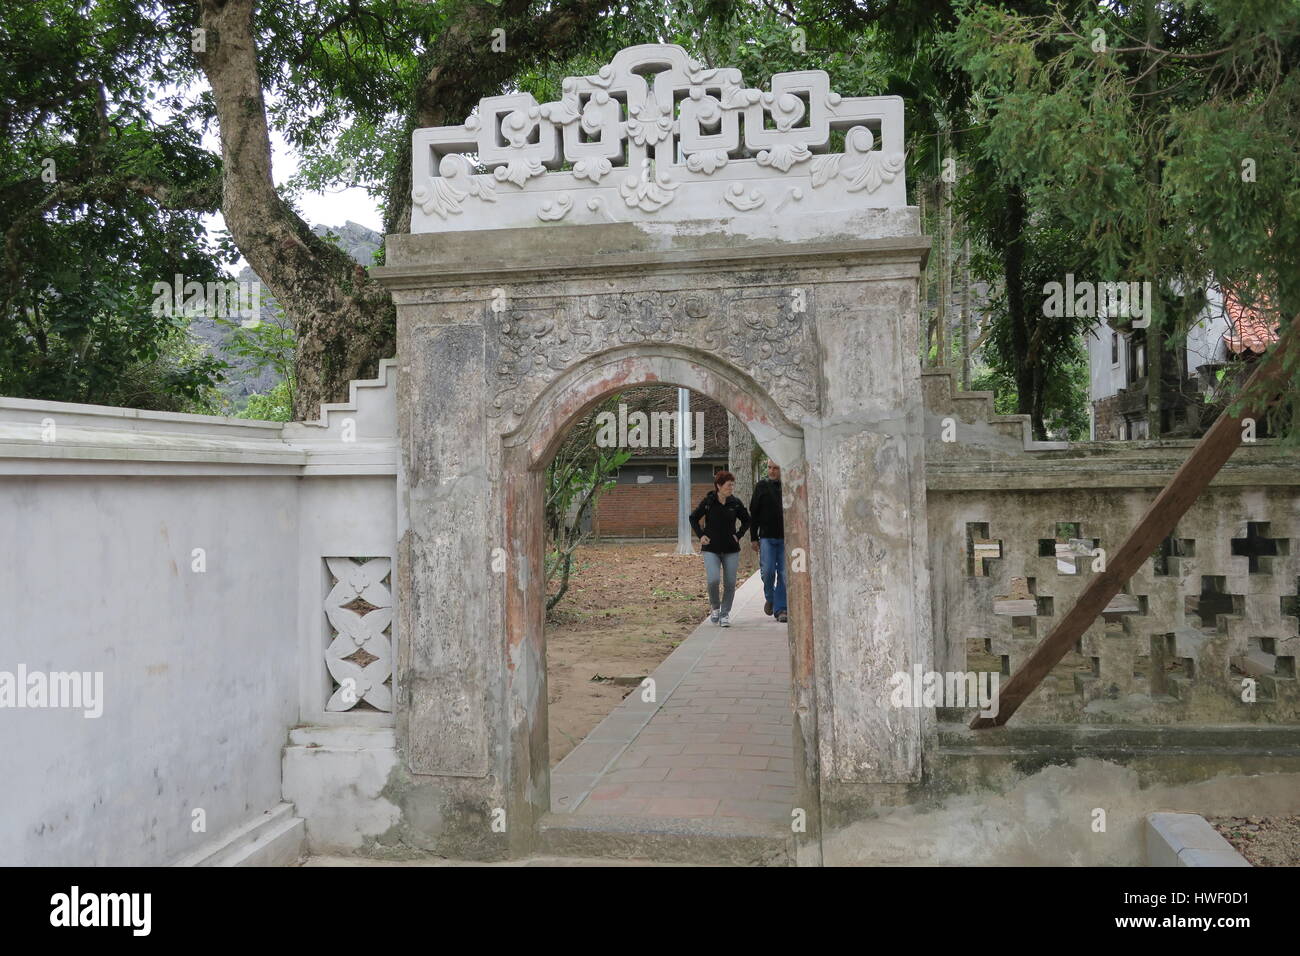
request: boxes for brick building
[591,386,733,538]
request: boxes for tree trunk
[197,0,394,420]
[728,412,755,504]
[960,233,972,389]
[936,150,951,367]
[1142,0,1165,439]
[199,0,617,418]
[1002,186,1037,436]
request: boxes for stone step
[536,811,792,866]
[172,803,306,867]
[950,394,995,420]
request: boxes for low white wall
[0,475,300,865]
[0,362,398,865]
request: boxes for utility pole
[676,388,694,555]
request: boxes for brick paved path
[551,571,795,822]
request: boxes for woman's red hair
[713,470,736,488]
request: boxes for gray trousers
[702,550,740,616]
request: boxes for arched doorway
[373,42,931,864]
[499,347,821,858]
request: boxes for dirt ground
[1209,815,1300,866]
[545,540,760,765]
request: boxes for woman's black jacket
[689,490,751,554]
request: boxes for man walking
[749,461,787,623]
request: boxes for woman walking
[689,470,750,627]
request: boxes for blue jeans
[702,550,740,616]
[759,538,787,615]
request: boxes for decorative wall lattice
[934,492,1299,724]
[323,557,393,713]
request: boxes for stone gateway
[373,43,932,862]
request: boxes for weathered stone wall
[1093,393,1122,440]
[375,209,933,859]
[923,368,1299,727]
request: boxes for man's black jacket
[689,490,750,553]
[749,478,784,541]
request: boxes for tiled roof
[1222,287,1280,355]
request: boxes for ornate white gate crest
[411,43,906,231]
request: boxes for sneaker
[776,611,788,623]
[709,609,720,625]
[720,615,731,627]
[764,601,773,616]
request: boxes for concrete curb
[1145,812,1251,867]
[171,803,306,867]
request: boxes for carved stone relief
[486,289,820,422]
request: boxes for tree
[0,0,228,407]
[945,0,1300,438]
[192,0,641,418]
[545,396,630,611]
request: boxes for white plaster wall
[1186,287,1230,375]
[1085,321,1126,403]
[0,476,300,866]
[1088,288,1232,408]
[296,475,398,726]
[0,361,399,865]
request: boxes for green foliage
[236,378,295,423]
[215,310,297,413]
[969,365,1019,416]
[0,0,228,408]
[8,0,1296,444]
[944,0,1300,434]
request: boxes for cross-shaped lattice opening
[965,635,1001,674]
[1152,533,1195,577]
[1187,575,1242,630]
[1149,632,1195,697]
[994,576,1043,620]
[1282,578,1300,634]
[1038,521,1098,575]
[1102,591,1146,625]
[1246,637,1296,679]
[1231,521,1290,574]
[966,521,1002,577]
